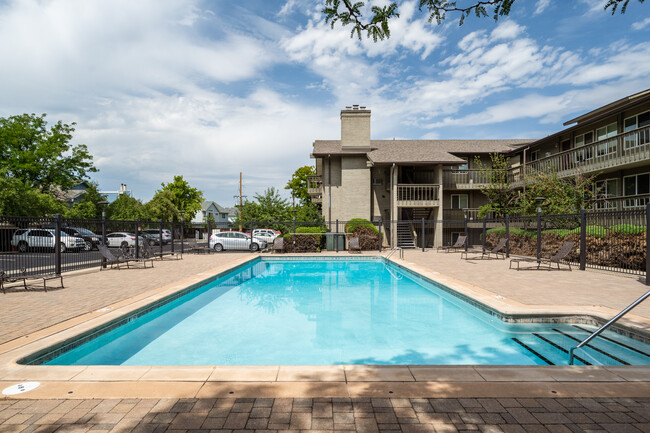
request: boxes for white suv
[209,231,267,252]
[252,229,279,244]
[11,228,85,253]
[105,232,145,248]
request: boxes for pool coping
[1,252,649,400]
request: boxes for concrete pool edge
[0,253,649,399]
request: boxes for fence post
[250,220,254,253]
[378,219,383,252]
[335,219,339,253]
[207,219,211,244]
[134,218,140,258]
[421,218,425,252]
[580,209,587,271]
[101,211,107,268]
[505,215,510,258]
[537,208,542,262]
[54,214,62,275]
[159,219,164,259]
[293,215,297,254]
[482,216,487,252]
[180,216,184,255]
[170,221,175,255]
[646,203,650,285]
[464,214,468,252]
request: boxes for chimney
[341,105,371,151]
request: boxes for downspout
[328,154,332,227]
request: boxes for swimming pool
[23,257,650,366]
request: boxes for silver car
[105,232,144,248]
[209,231,267,252]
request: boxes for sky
[0,0,649,207]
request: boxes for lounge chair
[437,235,467,252]
[27,273,64,292]
[461,238,508,260]
[272,237,284,253]
[348,237,361,254]
[509,241,575,271]
[186,238,212,254]
[99,244,154,269]
[0,270,27,293]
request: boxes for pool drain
[2,382,40,395]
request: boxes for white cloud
[534,0,552,15]
[632,17,650,30]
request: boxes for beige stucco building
[308,90,650,248]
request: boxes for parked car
[252,229,279,244]
[209,231,267,252]
[141,229,172,245]
[60,227,104,251]
[11,228,85,253]
[105,232,144,248]
[139,232,160,246]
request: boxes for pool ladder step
[512,327,650,366]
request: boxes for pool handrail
[568,289,650,365]
[385,247,403,260]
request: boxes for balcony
[443,169,492,190]
[590,194,650,211]
[442,208,493,220]
[511,124,650,185]
[307,175,323,196]
[396,184,440,207]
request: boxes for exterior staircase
[396,222,415,248]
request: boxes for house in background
[192,200,232,228]
[308,89,650,248]
[56,181,92,205]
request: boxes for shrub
[486,227,537,239]
[568,225,607,239]
[542,229,573,238]
[344,218,378,234]
[296,226,326,235]
[609,224,646,236]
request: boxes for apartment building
[308,89,650,247]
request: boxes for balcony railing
[307,175,323,196]
[590,194,650,211]
[513,124,650,184]
[443,169,495,189]
[442,208,493,220]
[396,184,440,207]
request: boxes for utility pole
[233,172,246,232]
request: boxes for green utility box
[325,233,345,251]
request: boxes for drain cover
[2,382,40,395]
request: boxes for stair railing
[568,289,650,365]
[385,247,403,260]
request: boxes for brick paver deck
[1,397,648,433]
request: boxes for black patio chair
[509,241,576,271]
[437,235,467,252]
[461,238,508,260]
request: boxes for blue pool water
[32,258,650,366]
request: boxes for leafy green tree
[158,175,204,221]
[0,171,67,216]
[64,182,107,219]
[519,171,596,216]
[285,165,317,205]
[144,189,180,222]
[323,0,643,40]
[0,113,97,191]
[106,194,147,220]
[475,153,518,217]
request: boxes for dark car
[60,227,104,251]
[139,232,160,246]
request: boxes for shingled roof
[312,139,532,164]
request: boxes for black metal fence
[1,206,648,280]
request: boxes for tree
[475,153,518,217]
[519,171,595,216]
[0,171,67,216]
[285,165,317,205]
[144,189,180,222]
[158,176,204,221]
[0,113,97,191]
[64,182,107,219]
[323,0,644,40]
[106,194,147,220]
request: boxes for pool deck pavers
[1,250,650,432]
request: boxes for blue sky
[0,0,649,207]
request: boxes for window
[574,131,594,162]
[623,173,650,198]
[624,111,650,149]
[561,140,571,152]
[593,179,618,210]
[530,150,539,162]
[596,123,617,156]
[456,157,468,170]
[451,194,468,209]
